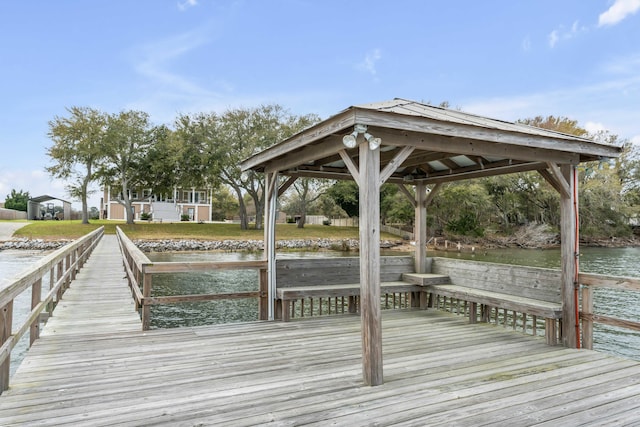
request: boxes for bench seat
[276,281,424,321]
[276,281,423,300]
[423,284,562,320]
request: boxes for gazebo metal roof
[242,98,619,183]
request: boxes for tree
[139,124,180,199]
[46,106,107,224]
[4,189,30,212]
[326,181,359,217]
[212,105,320,230]
[100,110,156,225]
[282,178,330,228]
[211,186,239,221]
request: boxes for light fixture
[342,131,358,148]
[364,132,381,150]
[342,124,382,150]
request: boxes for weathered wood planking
[276,256,415,287]
[430,257,562,303]
[38,234,141,338]
[2,310,640,425]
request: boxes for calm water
[2,246,640,377]
[0,250,53,376]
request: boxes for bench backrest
[276,256,414,288]
[430,257,561,303]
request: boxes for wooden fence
[0,226,103,394]
[579,272,640,349]
[116,227,268,330]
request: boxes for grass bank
[12,220,386,241]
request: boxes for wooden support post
[582,285,593,349]
[258,268,268,321]
[359,141,383,386]
[560,164,578,348]
[414,182,427,274]
[546,319,558,345]
[0,301,13,393]
[469,302,477,323]
[30,278,42,346]
[141,271,152,331]
[263,171,279,321]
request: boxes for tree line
[41,104,640,239]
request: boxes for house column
[359,142,383,386]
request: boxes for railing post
[71,247,77,281]
[65,253,72,291]
[0,301,13,393]
[258,268,268,321]
[56,260,64,302]
[142,270,152,331]
[30,278,42,346]
[48,267,55,315]
[581,285,593,350]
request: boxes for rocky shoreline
[2,234,638,253]
[0,237,406,253]
[1,238,72,251]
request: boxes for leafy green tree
[4,189,30,212]
[212,105,320,230]
[46,106,107,224]
[100,110,156,225]
[326,181,359,217]
[211,186,239,221]
[281,178,330,228]
[139,124,180,199]
[431,182,492,237]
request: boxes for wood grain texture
[2,310,640,425]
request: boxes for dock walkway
[1,238,640,425]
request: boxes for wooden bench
[404,257,563,345]
[275,256,448,321]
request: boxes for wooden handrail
[0,226,103,394]
[578,271,640,350]
[115,227,269,330]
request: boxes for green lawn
[11,220,382,241]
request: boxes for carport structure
[27,195,72,221]
[241,98,622,386]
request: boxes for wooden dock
[2,238,640,425]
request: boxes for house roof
[241,98,622,185]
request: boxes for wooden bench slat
[423,284,562,319]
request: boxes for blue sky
[1,0,639,210]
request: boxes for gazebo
[241,98,622,386]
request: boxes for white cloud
[598,0,640,26]
[357,49,382,75]
[585,121,607,134]
[461,71,640,144]
[177,0,198,12]
[521,36,531,52]
[632,135,640,145]
[548,21,587,48]
[548,30,559,48]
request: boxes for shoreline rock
[132,238,404,252]
[0,238,71,251]
[2,235,637,253]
